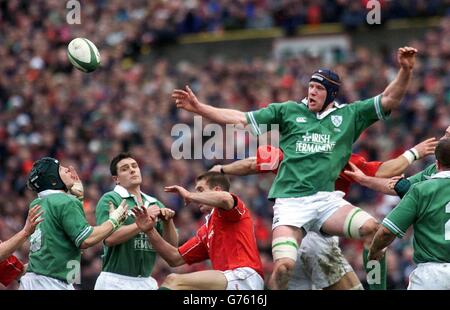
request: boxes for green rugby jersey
[395,163,437,197]
[408,163,437,184]
[383,171,450,264]
[246,95,388,198]
[27,190,93,282]
[96,185,164,277]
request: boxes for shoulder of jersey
[50,192,80,204]
[333,102,348,109]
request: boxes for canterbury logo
[296,117,307,123]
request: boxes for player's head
[27,157,69,193]
[195,172,231,213]
[435,138,450,170]
[308,68,341,113]
[110,152,142,188]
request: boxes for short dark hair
[196,172,230,191]
[110,152,134,176]
[436,138,450,169]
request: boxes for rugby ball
[67,38,101,73]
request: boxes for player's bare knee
[360,218,379,238]
[274,258,296,274]
[343,208,376,240]
[162,273,180,288]
[270,258,295,289]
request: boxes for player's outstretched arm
[381,46,417,112]
[132,206,184,267]
[165,185,234,210]
[172,85,248,127]
[160,208,178,246]
[0,205,43,261]
[81,200,129,249]
[368,226,396,261]
[376,137,438,178]
[104,224,140,246]
[210,157,257,176]
[344,162,397,195]
[103,204,162,246]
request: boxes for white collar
[38,189,65,198]
[205,209,215,227]
[430,171,450,179]
[113,185,157,203]
[300,98,346,119]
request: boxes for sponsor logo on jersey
[134,232,154,251]
[296,116,307,123]
[296,132,336,154]
[331,115,343,127]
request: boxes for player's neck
[322,102,335,112]
[127,186,141,198]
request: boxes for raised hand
[413,138,438,159]
[68,166,84,199]
[171,85,201,113]
[23,205,44,237]
[147,204,162,218]
[397,46,417,70]
[164,185,192,206]
[159,208,176,221]
[108,200,129,230]
[343,162,367,183]
[131,206,156,233]
[209,165,222,173]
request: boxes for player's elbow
[103,239,114,247]
[219,195,234,210]
[0,250,9,262]
[234,113,248,128]
[80,235,103,249]
[80,239,94,249]
[167,255,185,267]
[167,260,180,268]
[381,94,400,111]
[104,235,119,247]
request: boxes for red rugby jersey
[0,255,24,287]
[178,194,264,278]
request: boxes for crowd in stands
[1,1,450,289]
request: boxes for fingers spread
[29,205,41,216]
[34,210,44,220]
[164,186,176,192]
